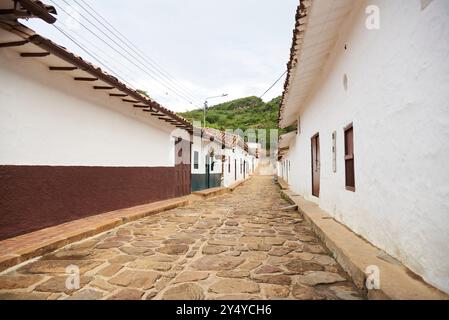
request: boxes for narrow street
[0,175,365,300]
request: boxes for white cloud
[24,0,297,113]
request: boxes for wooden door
[243,160,246,179]
[175,138,191,197]
[344,123,355,191]
[234,159,237,180]
[311,133,320,197]
[205,155,210,188]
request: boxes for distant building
[191,127,258,191]
[278,0,449,294]
[0,1,192,240]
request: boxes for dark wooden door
[205,156,210,188]
[311,133,320,197]
[175,138,191,197]
[243,160,246,179]
[234,159,237,180]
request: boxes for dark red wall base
[0,165,180,241]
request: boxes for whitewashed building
[0,2,192,240]
[191,127,258,191]
[278,0,449,293]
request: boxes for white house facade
[278,0,449,293]
[0,9,192,240]
[191,127,258,191]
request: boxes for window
[240,159,242,174]
[228,156,231,173]
[344,123,355,191]
[193,151,199,169]
[332,131,337,173]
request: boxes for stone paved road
[0,176,365,300]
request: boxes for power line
[259,70,287,99]
[49,0,200,107]
[75,0,203,106]
[51,21,147,91]
[55,0,197,106]
[50,24,137,89]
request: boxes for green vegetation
[179,96,284,131]
[178,96,295,152]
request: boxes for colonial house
[278,0,449,294]
[277,131,296,184]
[0,1,192,240]
[191,127,258,191]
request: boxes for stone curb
[192,187,229,199]
[192,176,253,199]
[280,188,448,300]
[276,176,289,190]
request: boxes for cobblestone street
[0,176,365,300]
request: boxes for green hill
[178,96,282,131]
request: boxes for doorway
[311,133,320,197]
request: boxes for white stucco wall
[191,137,223,175]
[285,0,449,293]
[0,48,176,167]
[223,145,248,187]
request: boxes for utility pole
[203,100,208,128]
[203,93,228,128]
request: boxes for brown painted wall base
[0,165,183,240]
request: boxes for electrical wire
[259,70,287,99]
[74,0,203,106]
[49,0,201,107]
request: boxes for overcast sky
[25,0,298,112]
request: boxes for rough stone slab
[19,260,102,274]
[254,265,283,274]
[108,270,160,289]
[108,288,144,300]
[262,284,290,298]
[90,278,117,292]
[192,256,244,271]
[216,270,250,278]
[209,279,259,294]
[297,271,346,286]
[202,245,228,255]
[157,244,189,255]
[96,263,124,277]
[162,283,205,300]
[250,274,292,286]
[173,271,209,284]
[268,247,292,256]
[35,276,93,294]
[208,239,238,246]
[285,260,324,274]
[0,291,51,300]
[66,288,104,300]
[0,274,44,289]
[292,284,327,300]
[127,259,172,271]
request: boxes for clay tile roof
[277,0,311,127]
[201,127,247,150]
